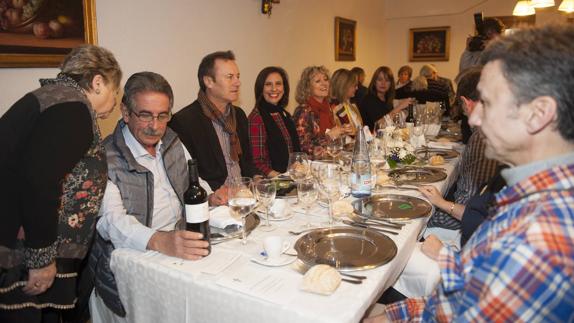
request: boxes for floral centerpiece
[386,138,416,169]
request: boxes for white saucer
[250,254,297,267]
[256,210,294,222]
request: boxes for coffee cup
[263,236,290,260]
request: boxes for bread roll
[301,265,341,295]
[376,172,390,185]
[332,200,354,217]
[429,155,445,166]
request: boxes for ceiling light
[531,0,555,7]
[513,1,536,16]
[558,0,574,12]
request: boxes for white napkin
[270,199,289,218]
[425,124,441,137]
[210,206,241,229]
[427,141,455,149]
[409,134,426,149]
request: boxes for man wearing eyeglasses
[87,72,227,321]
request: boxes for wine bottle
[405,103,415,123]
[336,105,350,124]
[184,159,211,254]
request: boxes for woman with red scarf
[292,66,348,159]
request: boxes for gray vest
[88,120,189,316]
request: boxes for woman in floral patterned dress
[0,45,122,323]
[292,66,348,159]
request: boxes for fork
[285,253,368,280]
[291,260,363,284]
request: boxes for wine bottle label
[185,201,209,223]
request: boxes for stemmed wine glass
[254,179,276,232]
[297,178,318,229]
[317,163,341,226]
[228,177,256,245]
[326,136,343,161]
[287,152,310,183]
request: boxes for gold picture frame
[0,0,98,68]
[409,26,450,62]
[335,17,356,61]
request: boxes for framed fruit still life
[409,26,450,62]
[0,0,97,67]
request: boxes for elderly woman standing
[293,66,346,159]
[359,66,412,131]
[248,67,301,177]
[329,68,363,135]
[0,45,122,322]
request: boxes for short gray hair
[482,24,574,142]
[121,72,174,111]
[61,45,122,90]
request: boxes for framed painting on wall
[335,16,356,61]
[409,26,450,62]
[0,0,97,68]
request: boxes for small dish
[255,208,294,221]
[250,253,297,267]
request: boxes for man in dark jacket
[169,51,261,190]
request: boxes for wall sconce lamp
[261,0,281,16]
[513,0,574,16]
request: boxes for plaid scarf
[198,90,242,161]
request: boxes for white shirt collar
[122,124,163,159]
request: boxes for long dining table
[105,150,461,323]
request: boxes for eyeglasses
[130,110,172,123]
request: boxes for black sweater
[169,100,260,190]
[358,92,393,131]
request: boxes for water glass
[326,136,343,161]
[297,178,318,228]
[228,177,256,245]
[254,179,276,232]
[318,163,341,226]
[287,152,310,183]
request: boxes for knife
[342,220,399,235]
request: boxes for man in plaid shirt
[366,24,574,322]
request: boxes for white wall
[1,0,387,136]
[383,0,569,83]
[3,0,570,136]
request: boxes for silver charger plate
[352,194,432,220]
[389,166,447,184]
[294,227,397,271]
[210,213,260,244]
[415,148,459,160]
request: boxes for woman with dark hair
[248,66,301,177]
[359,66,412,131]
[0,45,122,322]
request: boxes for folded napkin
[425,124,441,137]
[409,134,426,149]
[427,141,455,150]
[210,206,242,229]
[270,199,289,218]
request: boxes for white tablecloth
[103,158,460,323]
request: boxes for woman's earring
[95,89,101,95]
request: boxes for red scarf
[307,96,334,134]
